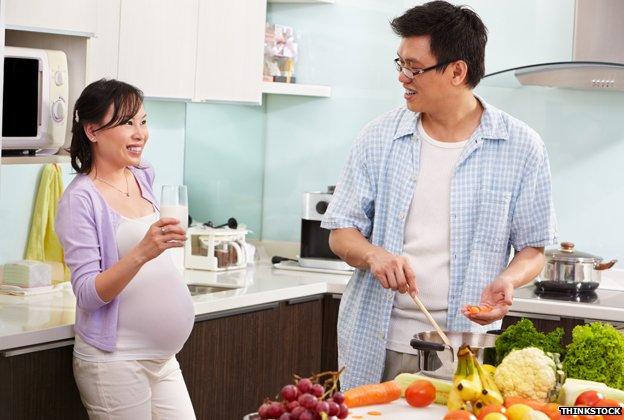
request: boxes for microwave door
[2,57,40,139]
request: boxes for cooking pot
[535,242,617,292]
[410,331,497,380]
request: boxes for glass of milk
[160,185,188,230]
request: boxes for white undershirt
[74,211,195,361]
[386,119,470,355]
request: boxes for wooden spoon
[410,293,452,348]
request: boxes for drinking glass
[160,185,188,230]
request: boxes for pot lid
[545,242,602,263]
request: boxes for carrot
[343,381,402,408]
[504,396,547,411]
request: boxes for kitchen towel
[24,163,70,284]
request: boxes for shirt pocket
[474,190,512,250]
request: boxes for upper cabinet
[117,0,199,100]
[5,0,97,35]
[87,0,121,83]
[194,0,267,104]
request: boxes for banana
[456,346,483,402]
[473,351,504,406]
[447,386,469,411]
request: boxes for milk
[159,205,188,272]
[160,205,188,229]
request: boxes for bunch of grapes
[257,370,348,420]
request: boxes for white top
[74,211,195,361]
[386,119,469,354]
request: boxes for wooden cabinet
[321,294,341,373]
[117,0,199,99]
[5,0,97,35]
[194,0,266,104]
[0,342,87,420]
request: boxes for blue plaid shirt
[321,97,557,389]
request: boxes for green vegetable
[494,318,565,364]
[563,322,624,390]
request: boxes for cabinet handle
[195,302,279,322]
[331,294,342,300]
[1,339,75,357]
[287,294,324,305]
[507,311,561,321]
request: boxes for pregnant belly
[116,251,195,356]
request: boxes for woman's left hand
[462,277,514,325]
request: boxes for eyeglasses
[394,58,456,79]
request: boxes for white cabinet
[194,0,266,104]
[86,0,121,83]
[5,0,96,36]
[117,0,198,100]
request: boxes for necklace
[96,169,130,197]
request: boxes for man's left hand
[462,277,514,325]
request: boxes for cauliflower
[494,347,557,402]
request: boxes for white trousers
[73,356,196,420]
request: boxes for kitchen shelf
[1,153,71,165]
[268,0,334,3]
[262,81,331,97]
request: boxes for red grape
[298,393,318,410]
[315,401,329,414]
[311,384,324,398]
[337,403,349,419]
[332,392,345,404]
[299,410,314,420]
[269,401,285,418]
[297,378,313,394]
[281,385,299,402]
[279,413,291,420]
[286,400,299,412]
[258,402,271,418]
[327,400,340,416]
[291,406,305,419]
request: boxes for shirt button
[411,175,418,182]
[399,213,406,220]
[380,331,385,340]
[453,253,457,260]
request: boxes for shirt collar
[393,95,509,141]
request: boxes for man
[321,1,557,389]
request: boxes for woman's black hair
[69,79,144,174]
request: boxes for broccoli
[495,318,565,364]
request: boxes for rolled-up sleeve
[55,193,107,312]
[321,132,376,238]
[510,143,558,251]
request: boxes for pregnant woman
[55,79,196,419]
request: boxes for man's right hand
[364,247,418,295]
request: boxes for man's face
[397,36,452,113]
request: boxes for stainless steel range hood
[483,0,624,92]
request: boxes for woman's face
[90,104,148,169]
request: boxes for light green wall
[0,100,186,264]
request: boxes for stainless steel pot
[410,331,497,380]
[536,242,617,292]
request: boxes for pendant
[125,193,130,197]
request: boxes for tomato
[560,416,580,420]
[576,391,605,407]
[444,410,477,420]
[478,404,506,420]
[592,398,624,418]
[405,380,436,407]
[541,402,561,420]
[578,415,603,420]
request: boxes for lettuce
[495,318,565,364]
[563,322,624,390]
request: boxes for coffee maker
[299,187,352,271]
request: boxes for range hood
[484,0,624,92]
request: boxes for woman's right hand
[134,218,187,263]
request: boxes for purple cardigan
[55,163,158,351]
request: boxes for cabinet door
[0,343,87,419]
[278,297,323,383]
[86,0,121,83]
[321,294,341,373]
[117,0,198,100]
[194,0,266,104]
[178,304,281,420]
[5,0,97,35]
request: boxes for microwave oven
[2,46,69,155]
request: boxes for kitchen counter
[1,263,624,352]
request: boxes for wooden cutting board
[346,399,449,419]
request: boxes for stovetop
[515,285,624,309]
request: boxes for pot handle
[410,338,446,352]
[595,259,617,270]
